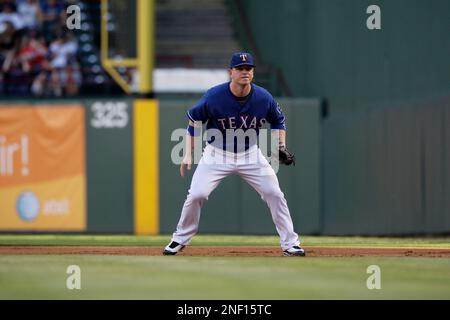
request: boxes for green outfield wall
[230,0,450,112]
[322,98,450,235]
[85,99,134,232]
[1,97,449,235]
[226,0,450,235]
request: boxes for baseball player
[163,52,305,257]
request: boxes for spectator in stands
[0,2,24,81]
[41,0,66,42]
[18,29,47,72]
[17,29,49,95]
[63,53,81,96]
[0,2,24,32]
[0,1,100,96]
[1,33,27,94]
[48,31,80,96]
[17,0,43,31]
[0,20,16,57]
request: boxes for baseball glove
[278,146,296,166]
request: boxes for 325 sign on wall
[90,102,129,128]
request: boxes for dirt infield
[1,246,450,257]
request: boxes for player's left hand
[278,146,295,166]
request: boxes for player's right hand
[180,154,192,177]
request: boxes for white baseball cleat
[283,246,306,257]
[163,241,185,255]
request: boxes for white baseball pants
[171,144,301,250]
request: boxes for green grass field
[1,235,449,299]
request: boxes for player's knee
[188,190,209,202]
[262,187,284,200]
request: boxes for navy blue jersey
[187,82,286,152]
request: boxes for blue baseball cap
[229,52,255,68]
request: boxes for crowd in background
[0,0,81,97]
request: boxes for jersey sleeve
[267,98,287,130]
[186,93,209,123]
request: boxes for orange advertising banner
[0,105,86,231]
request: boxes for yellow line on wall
[134,100,159,235]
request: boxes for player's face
[230,66,254,85]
